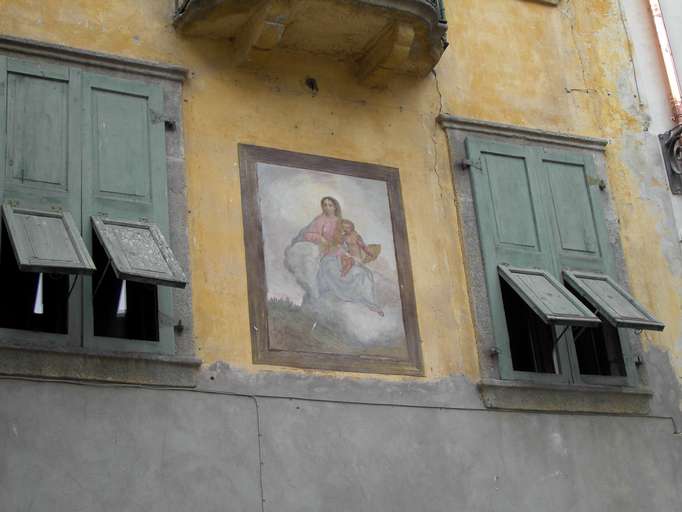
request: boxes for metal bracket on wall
[459,159,482,171]
[150,109,177,131]
[659,125,682,194]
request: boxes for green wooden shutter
[465,137,571,382]
[538,149,640,385]
[0,57,85,348]
[2,205,94,274]
[92,216,186,288]
[0,56,5,207]
[498,266,600,327]
[563,271,664,331]
[0,57,82,218]
[81,72,174,354]
[539,149,613,274]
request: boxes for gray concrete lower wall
[1,379,680,512]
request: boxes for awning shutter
[563,270,664,331]
[498,265,600,327]
[2,205,95,274]
[92,216,186,288]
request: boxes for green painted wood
[92,216,187,288]
[563,270,665,331]
[539,149,612,274]
[7,68,68,189]
[498,265,600,327]
[0,56,7,256]
[92,89,151,200]
[537,149,639,386]
[81,72,175,354]
[466,137,572,384]
[2,59,82,215]
[0,58,84,349]
[485,152,539,249]
[545,161,599,254]
[2,204,95,274]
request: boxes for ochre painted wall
[0,0,679,390]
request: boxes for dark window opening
[0,222,68,334]
[500,278,558,374]
[566,283,626,377]
[92,230,159,341]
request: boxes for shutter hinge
[150,110,177,131]
[7,199,18,207]
[50,205,63,213]
[459,159,482,171]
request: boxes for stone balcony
[173,0,448,86]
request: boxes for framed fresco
[239,144,423,375]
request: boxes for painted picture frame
[239,144,423,375]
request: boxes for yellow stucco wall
[0,0,679,385]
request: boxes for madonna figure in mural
[242,147,419,371]
[288,196,384,316]
[276,193,406,357]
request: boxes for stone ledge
[0,345,201,388]
[479,378,653,415]
[438,114,609,152]
[0,34,189,81]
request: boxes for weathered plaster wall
[1,379,680,512]
[0,0,678,392]
[617,0,682,419]
[1,1,682,510]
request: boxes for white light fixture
[33,273,44,315]
[116,279,127,317]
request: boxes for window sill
[478,378,653,415]
[0,343,201,388]
[522,0,560,5]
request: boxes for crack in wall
[615,0,645,112]
[430,69,447,200]
[251,395,267,512]
[559,0,601,128]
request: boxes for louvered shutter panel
[539,149,613,274]
[538,149,643,385]
[465,137,571,381]
[0,57,85,346]
[0,58,82,216]
[81,72,175,353]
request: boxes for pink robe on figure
[300,214,340,256]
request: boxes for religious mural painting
[239,145,422,375]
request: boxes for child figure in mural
[338,219,381,278]
[288,196,384,316]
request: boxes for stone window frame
[439,115,653,414]
[0,35,199,387]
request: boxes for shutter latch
[459,159,482,171]
[150,110,177,131]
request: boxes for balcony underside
[174,0,447,86]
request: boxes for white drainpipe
[648,0,682,123]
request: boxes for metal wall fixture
[659,125,682,195]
